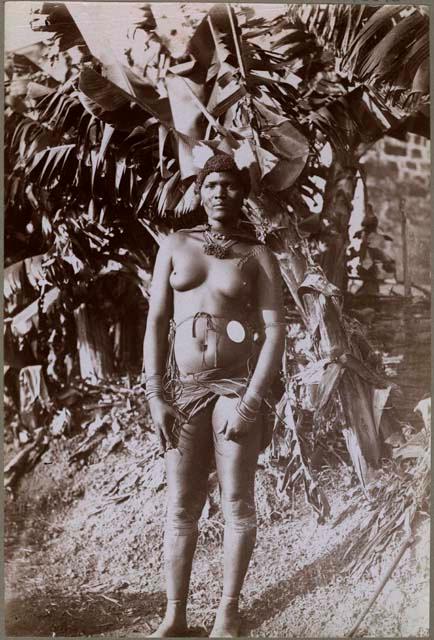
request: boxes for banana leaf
[165,72,207,178]
[78,68,165,129]
[4,261,27,300]
[157,171,182,216]
[187,4,233,71]
[137,170,161,213]
[27,144,76,187]
[412,58,429,94]
[11,288,60,337]
[414,398,431,432]
[6,0,427,497]
[4,254,48,301]
[192,141,218,169]
[262,157,306,193]
[32,3,87,52]
[19,364,51,413]
[285,4,429,108]
[275,392,331,523]
[356,13,426,81]
[207,75,246,119]
[65,3,172,126]
[174,182,200,217]
[344,6,412,68]
[310,86,399,152]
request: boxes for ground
[4,395,430,639]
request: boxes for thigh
[211,396,262,496]
[165,402,214,500]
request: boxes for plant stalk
[400,197,411,297]
[347,534,414,637]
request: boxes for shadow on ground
[242,537,350,633]
[6,587,210,638]
[6,590,165,637]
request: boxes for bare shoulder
[173,228,204,246]
[255,245,281,275]
[238,243,279,272]
[253,244,277,262]
[158,229,198,254]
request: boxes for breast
[208,261,250,299]
[169,265,206,292]
[169,252,252,299]
[169,248,208,292]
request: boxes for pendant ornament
[226,320,246,343]
[203,227,238,259]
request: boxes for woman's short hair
[195,153,251,195]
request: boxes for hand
[222,411,256,443]
[148,397,185,452]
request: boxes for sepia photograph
[3,2,431,637]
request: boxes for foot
[150,601,189,638]
[210,596,241,638]
[150,619,189,638]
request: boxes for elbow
[261,327,286,356]
[264,325,286,344]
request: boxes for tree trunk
[320,153,359,290]
[74,303,113,383]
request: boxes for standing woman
[142,153,285,637]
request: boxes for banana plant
[5,3,429,501]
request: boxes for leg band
[166,505,200,535]
[221,495,257,532]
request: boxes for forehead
[202,171,239,186]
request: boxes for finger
[166,415,183,449]
[168,407,186,427]
[161,423,172,445]
[157,428,166,454]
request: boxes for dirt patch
[5,414,430,638]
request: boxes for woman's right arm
[143,235,174,375]
[142,234,181,451]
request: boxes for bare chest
[169,244,256,300]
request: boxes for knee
[166,490,205,534]
[221,491,257,532]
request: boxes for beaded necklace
[202,226,239,258]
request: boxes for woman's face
[200,171,245,226]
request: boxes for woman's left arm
[224,247,285,441]
[245,246,286,401]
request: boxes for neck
[207,221,240,234]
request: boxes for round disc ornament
[226,320,245,343]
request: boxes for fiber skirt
[164,366,274,452]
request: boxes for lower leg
[211,397,262,637]
[210,526,256,637]
[151,527,198,637]
[152,413,213,637]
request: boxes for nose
[214,184,227,197]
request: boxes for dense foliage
[4,4,430,529]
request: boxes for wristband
[235,397,259,423]
[141,373,164,401]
